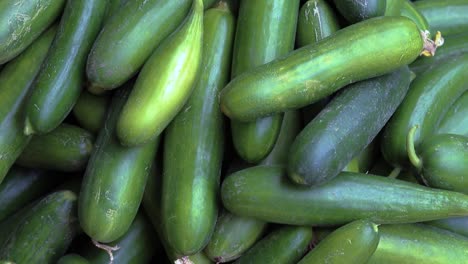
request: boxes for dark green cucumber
[57,254,89,264]
[24,0,107,135]
[116,0,203,147]
[437,91,468,136]
[103,0,128,23]
[426,217,468,237]
[0,190,79,263]
[16,123,94,172]
[0,166,60,222]
[230,0,299,163]
[72,91,111,134]
[414,0,468,36]
[161,1,234,256]
[298,220,379,264]
[288,67,411,186]
[0,26,56,184]
[381,53,468,169]
[220,16,427,122]
[233,226,313,264]
[367,224,468,263]
[221,166,468,226]
[86,0,191,90]
[78,83,159,243]
[0,0,65,64]
[342,140,379,173]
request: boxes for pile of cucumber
[0,0,467,263]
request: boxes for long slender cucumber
[437,90,468,136]
[414,0,468,36]
[425,217,468,237]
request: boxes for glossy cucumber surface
[72,91,111,134]
[437,90,468,136]
[415,0,468,36]
[426,217,468,237]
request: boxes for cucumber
[288,66,411,186]
[103,0,128,23]
[221,166,468,226]
[414,0,468,36]
[116,0,204,147]
[57,254,89,264]
[220,16,428,122]
[230,0,299,163]
[426,217,468,237]
[437,90,468,136]
[233,226,313,264]
[0,0,65,64]
[86,0,191,90]
[161,1,235,256]
[381,53,468,169]
[0,190,79,263]
[298,220,379,264]
[16,123,94,172]
[23,0,107,135]
[342,140,379,173]
[78,83,159,243]
[0,26,56,184]
[72,91,111,134]
[367,224,468,263]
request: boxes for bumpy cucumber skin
[426,217,468,237]
[16,124,94,172]
[57,254,89,264]
[288,67,411,186]
[437,91,468,136]
[414,0,468,36]
[78,84,159,243]
[116,0,204,147]
[298,220,379,264]
[368,224,468,263]
[381,54,468,169]
[86,0,191,90]
[24,0,107,135]
[234,226,313,264]
[0,0,65,64]
[72,91,111,134]
[161,2,235,256]
[0,191,78,263]
[221,166,468,226]
[220,16,423,122]
[0,26,56,184]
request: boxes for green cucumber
[86,0,191,90]
[116,0,203,147]
[57,254,89,264]
[298,220,379,264]
[161,1,235,256]
[414,0,468,36]
[72,91,111,134]
[426,217,468,237]
[437,90,468,136]
[221,166,468,226]
[0,0,65,64]
[381,53,468,169]
[220,16,427,122]
[288,67,411,186]
[24,0,107,135]
[0,26,56,184]
[400,0,430,32]
[78,83,159,243]
[342,140,379,173]
[103,0,128,23]
[16,123,94,172]
[230,0,299,163]
[0,190,79,263]
[233,226,313,264]
[367,224,468,263]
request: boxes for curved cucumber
[57,254,89,264]
[233,226,313,264]
[0,26,56,184]
[72,91,111,134]
[426,217,468,237]
[437,90,468,136]
[0,0,65,64]
[116,0,204,147]
[221,166,468,226]
[414,0,468,36]
[161,2,235,256]
[86,0,191,90]
[230,0,299,163]
[24,0,107,135]
[16,123,94,172]
[381,53,468,169]
[298,220,379,264]
[367,224,468,263]
[78,83,159,243]
[220,16,426,122]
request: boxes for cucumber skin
[220,16,423,122]
[221,166,468,226]
[426,217,468,238]
[86,0,191,89]
[0,26,56,184]
[78,84,159,243]
[57,254,89,264]
[331,0,386,23]
[381,54,468,169]
[116,0,204,147]
[161,2,235,256]
[298,220,379,264]
[289,67,410,186]
[414,0,468,36]
[72,91,111,134]
[437,91,468,136]
[0,0,65,64]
